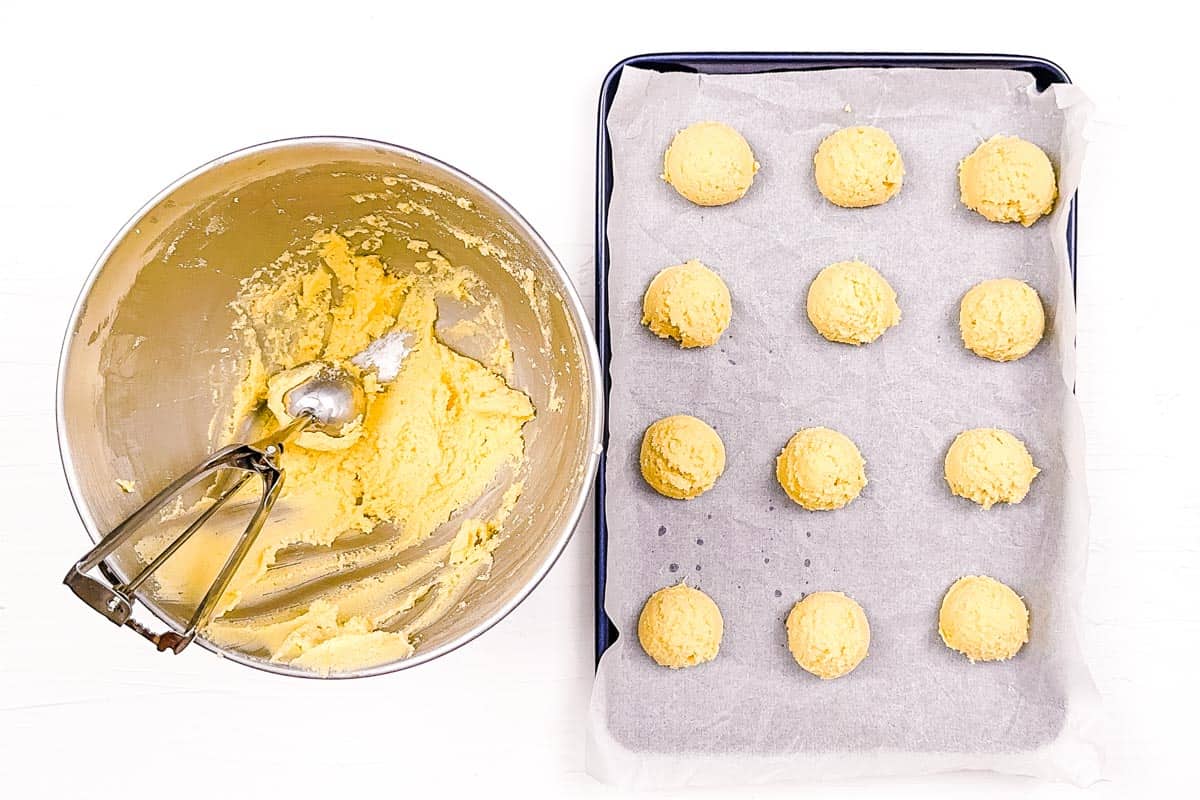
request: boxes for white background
[1,1,1194,797]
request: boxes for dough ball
[938,575,1029,662]
[662,121,759,206]
[642,260,732,348]
[638,582,724,668]
[944,428,1039,509]
[266,361,363,451]
[806,261,901,345]
[959,135,1058,226]
[640,415,726,499]
[960,278,1045,362]
[814,126,905,208]
[786,591,871,679]
[776,427,866,511]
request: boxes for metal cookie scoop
[63,364,366,654]
[283,365,367,435]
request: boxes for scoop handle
[62,416,310,653]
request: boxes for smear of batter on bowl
[135,230,535,673]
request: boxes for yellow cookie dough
[786,591,870,679]
[662,121,759,206]
[776,427,866,511]
[959,135,1058,226]
[944,428,1039,509]
[135,231,536,674]
[638,582,724,668]
[814,126,905,208]
[938,575,1030,662]
[806,261,901,345]
[640,414,725,500]
[959,278,1045,362]
[642,260,732,348]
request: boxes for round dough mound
[814,126,905,208]
[638,582,724,668]
[960,278,1045,362]
[662,121,759,206]
[944,428,1039,509]
[939,575,1029,662]
[641,415,726,500]
[786,591,871,679]
[806,261,901,345]
[776,427,866,511]
[642,260,732,348]
[959,135,1057,226]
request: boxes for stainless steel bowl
[57,137,603,677]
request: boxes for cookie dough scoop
[63,363,368,655]
[280,365,367,435]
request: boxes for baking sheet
[587,65,1100,787]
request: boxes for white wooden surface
[1,2,1195,796]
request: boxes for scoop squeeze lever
[63,364,365,654]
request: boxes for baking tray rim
[593,51,1078,665]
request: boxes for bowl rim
[56,135,604,679]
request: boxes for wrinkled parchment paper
[587,66,1101,788]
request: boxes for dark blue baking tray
[593,52,1077,665]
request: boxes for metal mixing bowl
[57,137,603,677]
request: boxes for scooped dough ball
[960,278,1045,362]
[662,121,759,206]
[640,415,726,500]
[638,582,724,668]
[959,135,1058,226]
[813,126,905,208]
[786,591,871,679]
[642,260,732,348]
[944,428,1039,509]
[938,575,1029,662]
[776,427,866,511]
[806,260,901,345]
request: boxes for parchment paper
[587,66,1101,788]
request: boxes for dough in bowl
[960,278,1045,362]
[939,575,1030,662]
[662,121,759,206]
[638,582,724,668]
[813,125,905,208]
[642,260,732,348]
[806,260,901,345]
[135,231,537,674]
[786,591,871,679]
[944,428,1039,509]
[640,414,726,499]
[776,427,866,511]
[959,134,1058,226]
